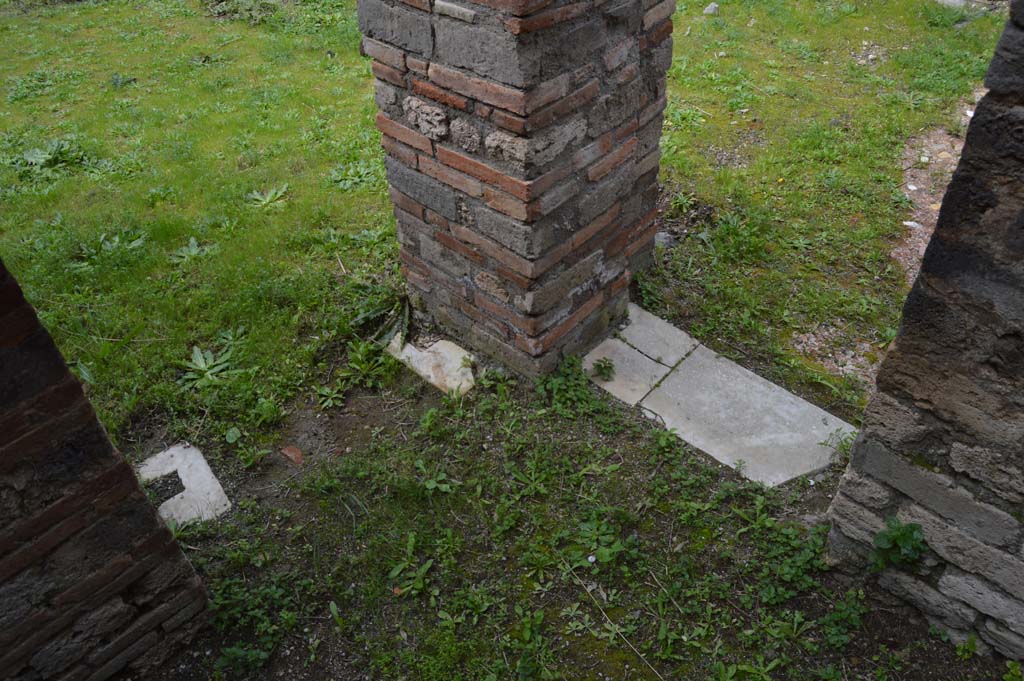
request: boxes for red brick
[390,187,425,220]
[490,108,528,134]
[407,56,429,75]
[411,79,471,111]
[0,375,83,446]
[610,270,632,295]
[607,207,658,257]
[524,72,574,113]
[643,0,675,30]
[361,37,405,71]
[571,202,621,249]
[639,94,668,127]
[588,137,638,181]
[496,265,534,290]
[428,63,528,115]
[425,209,449,229]
[465,0,553,16]
[527,79,600,131]
[455,299,512,339]
[0,399,100,472]
[375,112,433,154]
[450,224,534,278]
[403,264,433,293]
[0,512,87,582]
[642,17,674,50]
[615,62,640,85]
[53,555,134,607]
[372,61,406,87]
[529,162,574,199]
[436,146,532,199]
[476,104,493,119]
[419,155,484,196]
[614,117,640,143]
[573,132,614,170]
[626,219,659,257]
[604,38,633,71]
[483,186,529,221]
[435,229,486,265]
[504,2,589,33]
[0,461,132,554]
[516,290,605,355]
[381,134,419,168]
[473,292,543,336]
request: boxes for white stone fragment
[137,444,231,525]
[388,335,475,395]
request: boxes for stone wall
[0,261,206,680]
[359,0,673,375]
[827,5,1024,659]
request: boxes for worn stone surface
[640,345,855,487]
[829,14,1024,658]
[362,0,673,376]
[0,261,206,680]
[879,570,979,631]
[619,302,698,367]
[582,337,670,406]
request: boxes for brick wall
[360,0,674,374]
[0,261,206,680]
[827,4,1024,659]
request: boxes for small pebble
[704,2,719,15]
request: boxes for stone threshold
[585,304,855,487]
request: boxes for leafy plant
[1005,661,1024,681]
[179,346,238,390]
[591,357,615,381]
[246,183,289,207]
[415,459,460,494]
[169,236,218,265]
[388,533,434,598]
[871,517,927,571]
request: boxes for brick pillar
[0,261,206,680]
[359,0,674,375]
[827,5,1024,659]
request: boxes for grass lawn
[0,0,1015,679]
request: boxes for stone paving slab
[620,303,699,367]
[582,337,672,406]
[137,444,231,524]
[640,346,855,486]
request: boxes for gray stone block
[358,0,433,57]
[938,568,1024,636]
[837,469,896,509]
[980,618,1024,658]
[855,438,1021,548]
[434,19,534,87]
[878,570,978,631]
[386,158,460,221]
[898,503,1024,602]
[949,443,1024,504]
[828,493,887,545]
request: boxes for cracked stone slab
[388,335,475,395]
[641,345,855,486]
[583,337,672,406]
[620,303,699,367]
[137,444,231,524]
